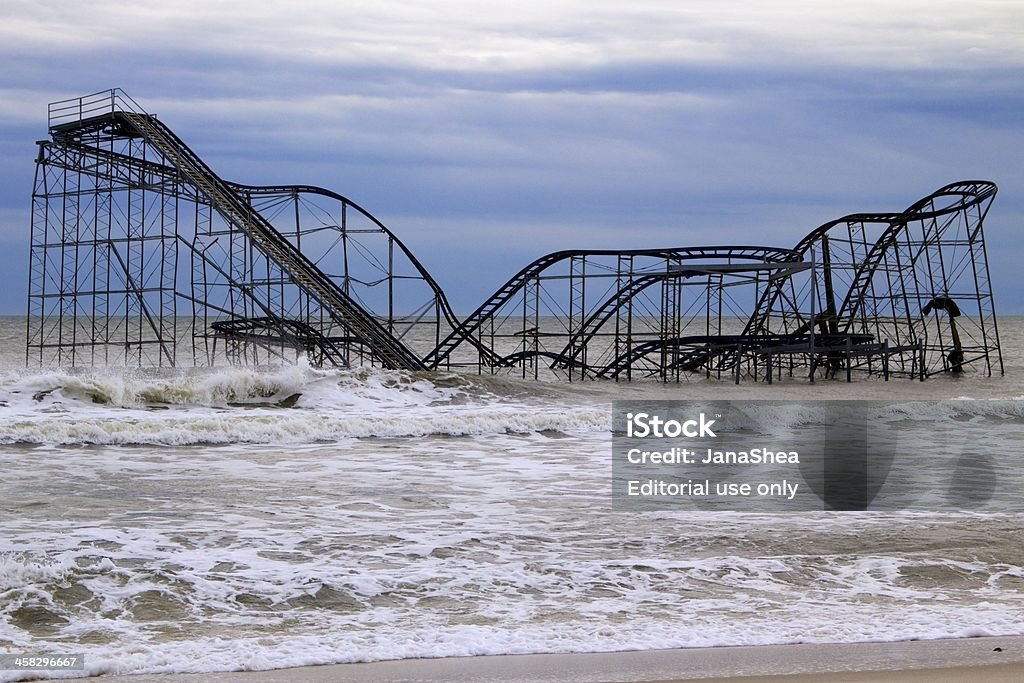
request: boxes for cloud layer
[1,0,1021,312]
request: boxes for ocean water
[1,316,1023,680]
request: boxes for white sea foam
[0,365,609,445]
[1,319,1021,680]
[3,521,1024,682]
[2,363,1023,446]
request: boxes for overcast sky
[1,0,1021,313]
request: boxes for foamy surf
[2,508,1023,682]
[1,316,1021,681]
[0,365,609,445]
[3,364,1023,446]
[1,364,459,409]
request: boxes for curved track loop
[422,246,799,370]
[744,180,999,377]
[230,183,459,330]
[548,250,803,372]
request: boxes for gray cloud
[0,1,1021,313]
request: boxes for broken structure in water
[27,89,1003,382]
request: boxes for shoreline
[90,636,1024,682]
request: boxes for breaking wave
[0,365,609,446]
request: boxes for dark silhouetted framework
[27,90,1002,382]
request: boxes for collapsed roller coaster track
[26,89,1003,382]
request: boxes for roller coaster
[27,89,1003,381]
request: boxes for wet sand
[92,636,1024,682]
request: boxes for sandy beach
[88,636,1024,682]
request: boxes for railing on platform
[48,88,148,128]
